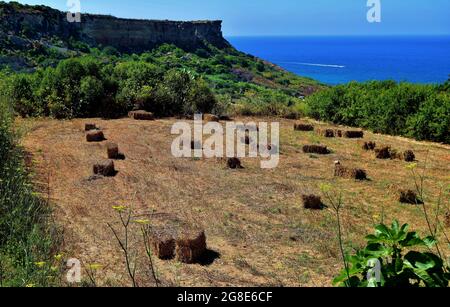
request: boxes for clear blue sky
[5,0,450,36]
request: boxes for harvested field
[20,116,450,287]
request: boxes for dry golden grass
[20,116,450,287]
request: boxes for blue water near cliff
[227,36,450,85]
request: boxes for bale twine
[303,145,330,155]
[302,195,325,210]
[399,190,423,204]
[86,130,105,142]
[93,159,116,177]
[294,123,314,132]
[128,110,155,120]
[175,229,207,264]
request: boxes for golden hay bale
[399,190,423,204]
[294,123,314,131]
[175,229,207,264]
[344,130,364,138]
[227,157,243,169]
[317,128,335,138]
[149,229,176,260]
[375,146,392,159]
[106,142,119,159]
[203,114,220,122]
[334,162,367,180]
[128,110,155,120]
[302,145,330,155]
[93,159,116,177]
[85,123,97,131]
[302,195,325,210]
[362,141,376,151]
[86,130,105,142]
[403,150,416,162]
[335,129,343,138]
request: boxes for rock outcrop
[0,2,230,53]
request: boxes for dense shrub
[1,54,219,119]
[306,81,450,143]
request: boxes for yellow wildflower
[35,261,46,268]
[112,205,127,212]
[134,219,150,225]
[406,163,418,170]
[87,264,102,270]
[319,183,332,193]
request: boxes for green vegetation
[334,220,449,287]
[0,95,60,286]
[305,80,450,143]
[0,43,322,119]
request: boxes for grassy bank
[0,95,60,287]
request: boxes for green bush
[306,81,450,143]
[334,220,449,287]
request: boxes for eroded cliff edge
[0,2,230,53]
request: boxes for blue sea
[227,36,450,85]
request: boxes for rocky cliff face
[0,2,230,52]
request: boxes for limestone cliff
[0,1,230,53]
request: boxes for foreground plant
[333,220,450,287]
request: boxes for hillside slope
[21,116,450,286]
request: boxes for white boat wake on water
[279,62,346,68]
